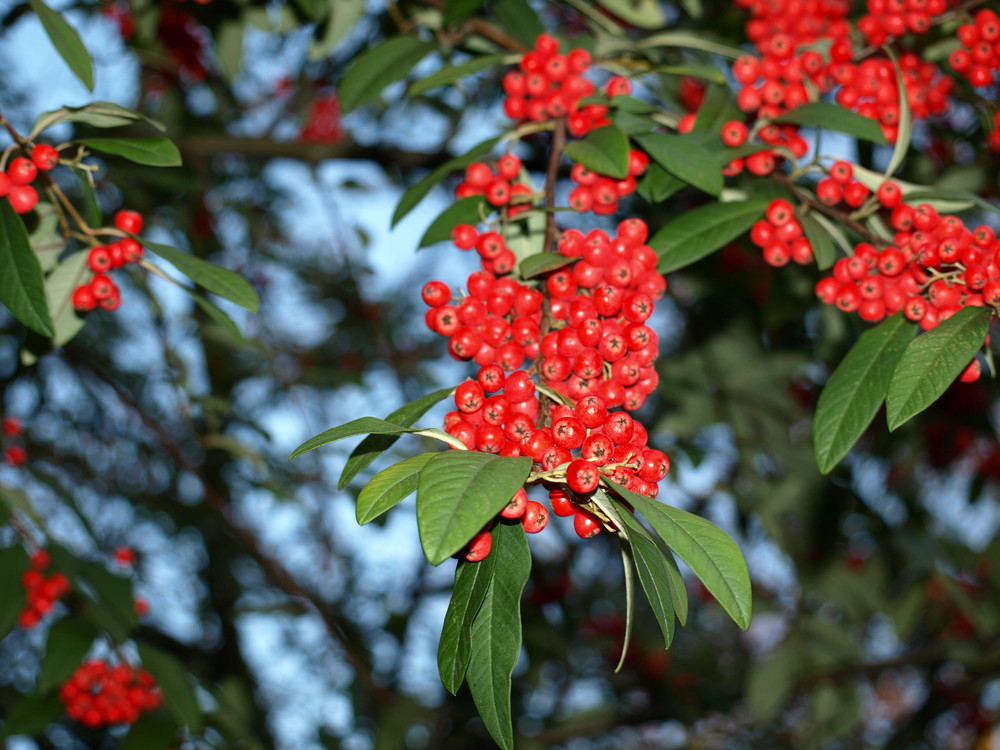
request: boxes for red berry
[452,224,479,250]
[566,459,600,494]
[464,530,493,561]
[421,280,450,307]
[31,143,59,171]
[8,157,37,186]
[521,500,549,533]
[8,185,38,214]
[573,509,603,538]
[501,488,528,519]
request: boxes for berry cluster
[71,210,145,313]
[814,160,872,208]
[734,0,851,50]
[454,154,533,217]
[18,549,70,629]
[567,151,648,214]
[501,33,611,136]
[300,92,344,143]
[59,659,161,728]
[0,144,59,214]
[949,10,1000,88]
[857,0,949,44]
[749,198,815,267]
[3,416,26,466]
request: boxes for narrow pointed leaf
[596,0,666,27]
[419,196,487,248]
[79,138,181,167]
[38,618,98,692]
[0,201,54,337]
[886,306,991,431]
[357,453,436,524]
[410,54,507,97]
[467,522,531,750]
[438,552,498,694]
[799,213,838,270]
[651,199,769,273]
[291,417,415,460]
[33,102,166,133]
[773,102,888,144]
[518,252,569,279]
[633,133,723,196]
[29,0,94,90]
[493,0,543,46]
[136,643,204,732]
[813,314,915,473]
[416,453,532,565]
[144,240,259,312]
[0,545,30,640]
[617,511,676,648]
[340,35,434,112]
[564,125,630,180]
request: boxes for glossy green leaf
[651,199,769,273]
[518,252,569,279]
[419,196,486,248]
[813,314,915,473]
[799,213,837,270]
[438,551,498,694]
[613,481,752,630]
[692,83,742,133]
[493,0,543,46]
[633,132,723,196]
[79,138,182,167]
[38,617,97,692]
[292,0,327,21]
[884,48,911,180]
[357,453,436,525]
[639,31,744,58]
[339,35,434,112]
[3,690,63,736]
[339,387,456,488]
[416,453,532,565]
[774,102,887,145]
[144,239,259,312]
[596,0,667,27]
[29,0,94,90]
[886,306,991,431]
[564,125,630,180]
[410,54,507,97]
[392,137,500,227]
[0,201,54,337]
[291,417,416,460]
[0,545,30,641]
[33,102,166,134]
[636,162,685,203]
[137,643,204,732]
[466,522,531,750]
[617,511,676,648]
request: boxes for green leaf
[339,35,434,113]
[612,481,752,630]
[74,168,102,227]
[0,545,30,640]
[3,690,63,736]
[216,21,244,82]
[444,0,487,24]
[308,0,365,61]
[564,125,630,180]
[339,387,456,488]
[0,201,54,337]
[813,314,915,474]
[33,102,166,134]
[29,0,94,91]
[636,162,685,203]
[121,710,178,750]
[438,552,498,694]
[904,190,1000,216]
[189,290,246,343]
[410,54,507,97]
[419,196,486,248]
[79,138,182,168]
[38,617,97,693]
[886,306,991,431]
[617,511,676,648]
[392,137,500,227]
[42,247,88,346]
[83,565,139,638]
[884,48,911,180]
[773,102,888,145]
[137,643,204,732]
[492,0,543,47]
[595,0,667,27]
[638,31,744,59]
[692,83,742,133]
[633,132,723,196]
[357,453,436,525]
[144,239,259,312]
[291,417,415,460]
[292,0,327,21]
[651,199,769,273]
[416,453,532,565]
[799,213,837,270]
[517,252,569,279]
[466,522,531,750]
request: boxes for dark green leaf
[29,0,94,90]
[639,31,744,59]
[83,565,139,638]
[144,239,259,312]
[612,110,656,136]
[692,83,742,133]
[3,690,63,736]
[904,190,1000,216]
[79,138,181,168]
[33,102,166,133]
[38,617,97,692]
[392,137,500,227]
[137,643,204,732]
[419,196,486,248]
[651,199,769,273]
[339,36,434,112]
[74,168,102,227]
[747,643,800,720]
[444,0,487,24]
[564,125,630,180]
[189,290,246,343]
[291,417,415,460]
[886,306,991,431]
[438,552,497,694]
[339,387,456,488]
[0,545,30,640]
[0,201,54,337]
[633,132,723,196]
[799,213,837,270]
[813,314,915,473]
[416,453,532,565]
[774,102,888,145]
[492,0,543,47]
[410,54,507,97]
[596,0,667,27]
[292,0,326,21]
[357,453,436,525]
[636,162,685,203]
[121,710,177,750]
[617,511,675,648]
[518,252,569,279]
[467,522,531,750]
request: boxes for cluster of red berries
[454,154,532,216]
[300,92,344,143]
[0,144,59,214]
[814,160,875,209]
[716,117,799,178]
[749,199,816,267]
[501,33,612,137]
[857,0,950,44]
[567,150,648,214]
[59,659,161,728]
[734,0,851,50]
[815,199,1000,345]
[71,210,145,312]
[18,549,70,629]
[949,10,1000,88]
[3,416,26,466]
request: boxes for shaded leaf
[137,643,204,732]
[410,54,507,97]
[291,417,415,460]
[79,138,181,168]
[518,252,569,279]
[618,511,676,648]
[884,48,911,180]
[144,239,259,312]
[639,31,744,58]
[0,545,30,640]
[3,690,63,736]
[596,0,667,27]
[774,102,887,145]
[564,125,630,179]
[38,617,97,693]
[121,710,177,750]
[747,643,800,720]
[357,453,436,525]
[34,102,165,133]
[29,0,94,90]
[492,0,543,46]
[636,162,684,203]
[651,199,769,273]
[340,35,434,112]
[633,132,723,196]
[800,213,837,270]
[438,551,497,694]
[0,201,54,337]
[419,196,486,248]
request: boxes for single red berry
[521,500,549,533]
[566,459,600,494]
[88,246,113,273]
[464,530,493,562]
[452,224,479,250]
[573,509,603,538]
[421,280,450,307]
[5,445,27,466]
[8,158,37,186]
[721,120,747,147]
[31,143,59,171]
[496,154,521,181]
[8,185,38,214]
